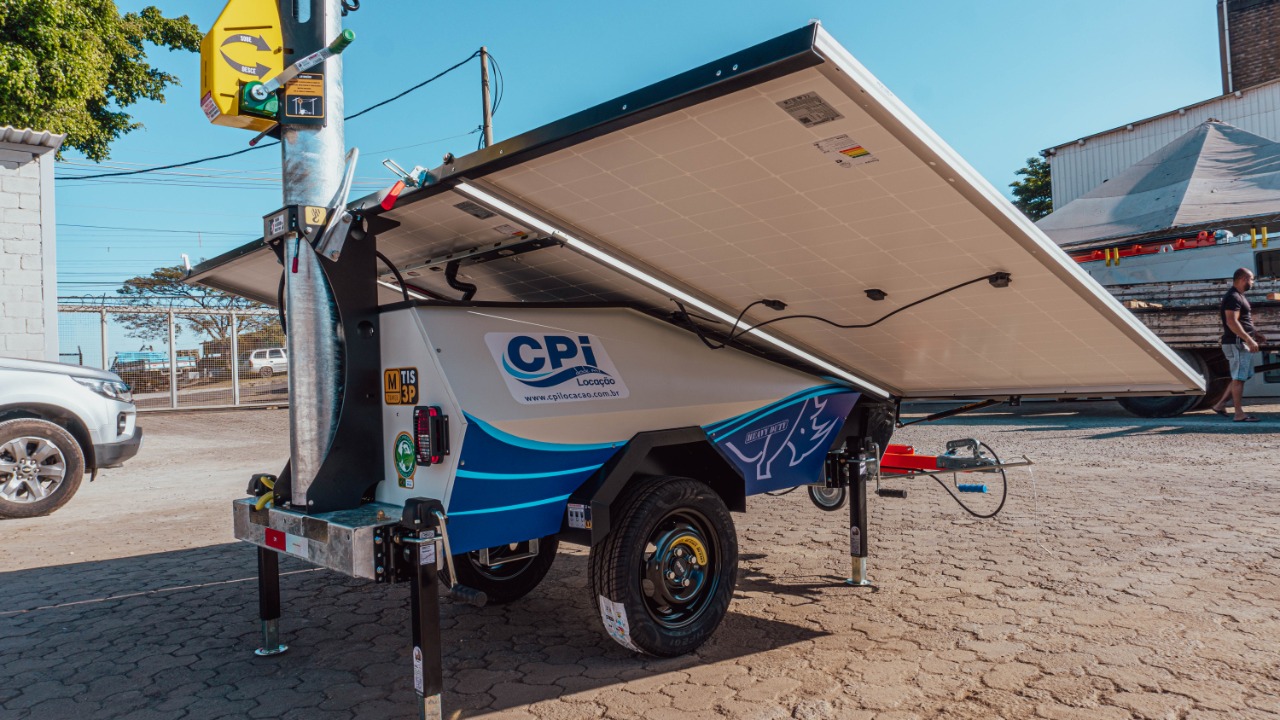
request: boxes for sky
[52,0,1224,316]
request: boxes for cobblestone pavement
[1,403,1278,719]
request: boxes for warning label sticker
[200,92,221,121]
[384,367,419,405]
[283,72,325,121]
[777,92,844,128]
[598,595,639,651]
[814,134,877,168]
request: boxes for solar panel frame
[189,23,1203,400]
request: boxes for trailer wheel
[445,534,559,604]
[0,419,85,519]
[589,477,738,657]
[808,485,847,511]
[1115,349,1208,418]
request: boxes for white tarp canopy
[1038,120,1280,248]
[190,24,1202,400]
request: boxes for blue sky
[53,0,1223,303]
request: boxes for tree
[0,1,201,161]
[115,265,277,343]
[1010,156,1053,221]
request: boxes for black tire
[259,366,274,378]
[808,485,848,511]
[1116,394,1200,418]
[443,534,559,604]
[1116,349,1207,418]
[1191,351,1232,411]
[0,419,86,519]
[588,477,738,657]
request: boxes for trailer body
[377,305,858,554]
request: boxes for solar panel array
[194,27,1201,398]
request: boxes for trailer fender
[564,427,744,546]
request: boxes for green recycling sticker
[394,432,416,488]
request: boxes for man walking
[1211,267,1263,422]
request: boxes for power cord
[723,272,1010,348]
[674,298,786,350]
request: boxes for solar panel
[190,23,1203,399]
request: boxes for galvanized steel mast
[280,0,344,508]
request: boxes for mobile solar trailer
[189,22,1203,716]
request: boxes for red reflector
[414,405,449,466]
[265,528,285,551]
[380,180,406,210]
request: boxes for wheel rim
[640,508,719,629]
[0,436,67,504]
[465,544,536,581]
[810,486,844,508]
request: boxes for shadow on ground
[0,543,823,719]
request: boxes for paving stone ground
[1,403,1278,719]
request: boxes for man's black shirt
[1221,287,1255,345]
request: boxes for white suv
[248,347,288,377]
[0,356,142,518]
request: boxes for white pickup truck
[0,357,143,518]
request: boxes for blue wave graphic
[515,365,612,388]
[501,355,553,381]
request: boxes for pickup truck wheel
[0,419,85,519]
[589,477,737,656]
[443,534,559,604]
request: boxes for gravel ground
[1,402,1277,719]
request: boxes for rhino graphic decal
[722,396,843,482]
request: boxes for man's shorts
[1222,341,1256,382]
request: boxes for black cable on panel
[723,272,1011,348]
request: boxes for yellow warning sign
[304,206,328,226]
[287,76,324,96]
[283,72,326,122]
[199,0,284,131]
[384,368,419,405]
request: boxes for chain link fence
[58,304,289,411]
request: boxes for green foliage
[0,1,201,160]
[115,265,276,342]
[1010,156,1053,221]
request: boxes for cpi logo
[486,332,630,404]
[502,335,612,388]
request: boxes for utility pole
[481,46,494,148]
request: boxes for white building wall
[1045,80,1280,208]
[0,145,57,361]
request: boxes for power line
[59,223,248,236]
[344,49,480,122]
[60,49,484,182]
